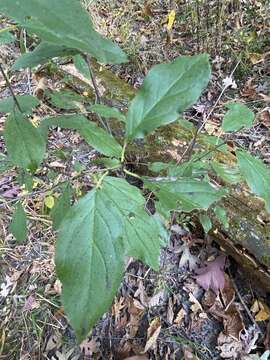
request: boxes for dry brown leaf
[80,338,99,356]
[264,320,270,349]
[174,308,186,325]
[183,345,200,360]
[217,332,242,359]
[167,296,174,324]
[255,300,270,321]
[144,317,161,353]
[189,293,203,314]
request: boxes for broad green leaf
[17,170,34,192]
[0,30,15,45]
[56,176,165,341]
[222,103,255,132]
[199,134,228,154]
[56,186,124,342]
[211,161,241,184]
[46,90,86,110]
[39,115,122,158]
[146,178,226,214]
[9,203,27,242]
[236,149,270,213]
[73,54,91,79]
[102,177,165,268]
[13,42,78,70]
[126,54,211,139]
[148,162,172,173]
[1,0,127,64]
[4,112,46,171]
[51,184,72,230]
[0,95,39,114]
[213,206,229,229]
[199,213,212,233]
[90,104,126,123]
[0,154,13,173]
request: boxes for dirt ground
[1,1,270,359]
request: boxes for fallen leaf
[255,300,270,321]
[195,255,226,294]
[223,76,237,89]
[174,308,186,325]
[123,356,149,360]
[183,345,201,360]
[148,289,165,307]
[179,243,199,270]
[217,332,243,359]
[144,317,161,353]
[23,295,40,311]
[80,337,99,356]
[264,320,270,349]
[167,10,176,31]
[189,293,203,314]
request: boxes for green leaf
[39,115,122,158]
[126,54,211,139]
[213,206,229,229]
[4,112,46,171]
[73,54,91,79]
[0,30,15,45]
[236,149,270,213]
[56,176,165,341]
[51,184,72,230]
[0,95,39,114]
[9,203,27,242]
[94,157,121,169]
[0,154,13,173]
[211,161,241,184]
[222,103,255,132]
[46,90,86,110]
[198,213,212,233]
[90,104,126,123]
[1,0,127,64]
[13,42,78,70]
[146,178,226,214]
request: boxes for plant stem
[83,55,112,134]
[95,171,109,188]
[0,63,23,113]
[121,140,127,163]
[123,169,142,180]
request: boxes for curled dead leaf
[144,317,161,353]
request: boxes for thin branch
[83,55,112,134]
[0,63,23,113]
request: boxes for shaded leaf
[40,115,122,158]
[0,30,15,45]
[198,213,212,233]
[213,206,229,229]
[4,112,46,171]
[211,161,241,184]
[13,42,78,70]
[51,184,72,230]
[222,102,255,132]
[126,54,210,139]
[9,203,27,242]
[0,154,13,173]
[146,178,226,215]
[236,150,270,213]
[73,54,91,79]
[90,104,126,123]
[1,0,127,64]
[46,89,86,110]
[0,95,39,114]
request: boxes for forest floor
[1,1,270,359]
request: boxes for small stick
[228,268,262,334]
[0,63,23,113]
